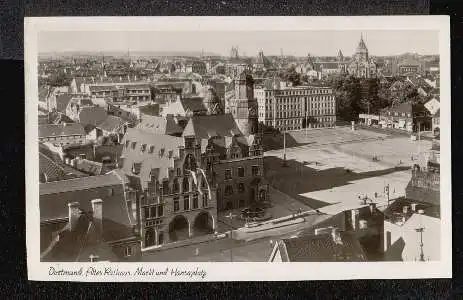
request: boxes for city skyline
[38,30,439,57]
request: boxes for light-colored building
[255,81,336,131]
[120,128,218,248]
[39,123,87,146]
[86,82,151,103]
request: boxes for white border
[25,16,451,281]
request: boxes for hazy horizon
[38,30,439,57]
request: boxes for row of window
[258,88,332,97]
[224,165,260,180]
[384,111,412,117]
[173,193,208,212]
[224,183,246,196]
[143,204,164,220]
[125,140,174,158]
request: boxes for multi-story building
[87,83,151,103]
[39,123,87,146]
[39,170,141,262]
[227,72,259,136]
[379,102,432,132]
[255,81,336,131]
[120,128,218,248]
[183,61,207,75]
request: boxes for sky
[38,30,439,57]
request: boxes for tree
[334,75,361,121]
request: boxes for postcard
[25,16,451,281]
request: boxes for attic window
[149,145,155,153]
[159,148,165,157]
[168,150,173,158]
[141,144,147,153]
[131,142,137,149]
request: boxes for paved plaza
[264,127,431,210]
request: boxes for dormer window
[168,150,173,159]
[149,145,154,153]
[125,140,130,148]
[141,144,147,153]
[159,148,165,157]
[131,142,137,149]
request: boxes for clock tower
[229,71,258,136]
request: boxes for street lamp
[224,211,237,262]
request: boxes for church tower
[355,33,369,62]
[230,71,258,136]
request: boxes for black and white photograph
[25,16,451,281]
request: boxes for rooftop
[39,170,128,196]
[39,123,86,138]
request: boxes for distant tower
[203,85,223,115]
[337,49,344,62]
[355,33,369,62]
[230,71,258,136]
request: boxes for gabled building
[40,170,141,261]
[39,123,87,146]
[346,34,378,78]
[182,114,268,211]
[379,102,432,132]
[268,228,367,262]
[120,128,218,248]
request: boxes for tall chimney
[91,199,103,236]
[68,202,81,231]
[411,203,418,212]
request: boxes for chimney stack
[369,203,376,214]
[402,205,409,215]
[91,199,103,235]
[411,203,418,212]
[68,202,81,231]
[89,254,99,262]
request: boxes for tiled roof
[39,152,67,182]
[73,158,104,175]
[78,106,108,126]
[40,170,128,196]
[278,231,367,262]
[120,128,183,185]
[182,113,242,139]
[89,85,118,92]
[39,86,51,103]
[55,93,75,113]
[380,102,414,114]
[41,212,133,262]
[97,115,127,132]
[139,104,160,116]
[181,97,207,113]
[137,115,183,136]
[39,123,86,138]
[315,62,340,70]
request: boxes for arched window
[225,185,233,196]
[183,177,189,192]
[162,180,169,195]
[172,178,179,193]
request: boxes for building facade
[346,34,378,79]
[87,83,151,103]
[39,170,141,261]
[120,128,218,249]
[379,102,432,132]
[39,123,87,146]
[182,114,269,212]
[255,83,336,131]
[227,72,259,136]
